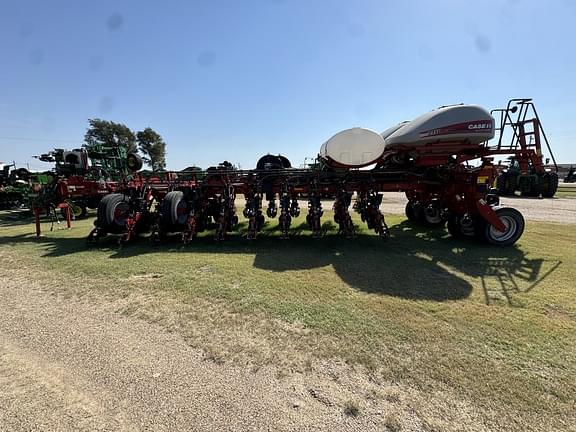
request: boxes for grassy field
[0,209,574,431]
[556,185,576,198]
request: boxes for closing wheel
[407,202,445,227]
[405,202,418,222]
[447,214,480,240]
[483,207,525,246]
[420,205,445,227]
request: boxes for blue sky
[1,0,575,171]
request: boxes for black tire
[533,181,544,197]
[447,218,461,239]
[495,174,507,195]
[97,193,130,230]
[542,172,559,198]
[14,168,30,180]
[96,194,116,227]
[127,153,143,172]
[256,154,290,170]
[161,191,188,229]
[406,201,445,227]
[505,173,518,195]
[483,207,525,246]
[405,202,418,222]
[277,155,292,169]
[447,214,481,240]
[520,175,544,197]
[420,206,446,227]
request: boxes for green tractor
[565,166,576,183]
[0,163,32,209]
[496,156,559,198]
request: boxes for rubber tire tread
[542,172,559,198]
[483,207,525,246]
[96,194,117,228]
[97,193,128,229]
[405,202,418,222]
[161,191,186,227]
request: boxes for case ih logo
[419,120,494,138]
[468,122,492,130]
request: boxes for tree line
[84,119,167,171]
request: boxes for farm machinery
[564,166,576,183]
[0,163,32,209]
[0,163,57,210]
[87,99,534,247]
[34,144,143,216]
[30,144,143,235]
[491,99,559,197]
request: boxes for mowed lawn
[0,208,574,430]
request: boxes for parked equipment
[30,143,144,236]
[0,163,31,209]
[564,166,576,183]
[86,99,536,247]
[492,99,559,197]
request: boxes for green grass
[556,185,576,198]
[0,209,574,430]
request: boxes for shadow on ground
[0,209,35,227]
[0,218,560,304]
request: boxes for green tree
[136,128,167,171]
[84,119,137,154]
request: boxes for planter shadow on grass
[0,218,560,304]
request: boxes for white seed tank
[381,121,409,140]
[384,105,494,149]
[319,127,386,168]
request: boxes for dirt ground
[376,192,576,224]
[0,272,377,432]
[1,195,574,431]
[294,192,575,224]
[0,265,483,432]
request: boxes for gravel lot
[297,192,575,224]
[376,192,576,224]
[0,266,432,432]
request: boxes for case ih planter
[87,99,538,247]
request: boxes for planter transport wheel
[483,207,525,246]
